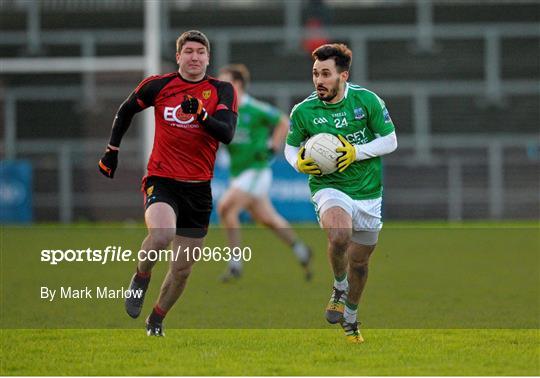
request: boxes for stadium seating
[0,1,538,221]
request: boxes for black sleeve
[200,110,237,144]
[108,75,171,147]
[108,92,145,147]
[200,79,238,144]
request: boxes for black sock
[134,268,151,286]
[148,305,166,324]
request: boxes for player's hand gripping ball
[336,134,356,172]
[303,133,343,175]
[297,146,322,176]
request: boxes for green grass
[1,329,538,375]
[1,222,539,375]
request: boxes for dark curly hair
[312,43,352,72]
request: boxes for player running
[217,64,312,281]
[98,30,237,336]
[284,43,397,343]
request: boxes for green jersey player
[217,64,312,282]
[227,90,280,177]
[285,44,398,343]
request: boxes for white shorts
[230,168,272,197]
[312,188,383,246]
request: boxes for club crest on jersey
[202,89,212,99]
[164,105,195,125]
[354,107,365,120]
[382,108,392,123]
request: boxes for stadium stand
[0,0,538,221]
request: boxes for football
[304,133,342,175]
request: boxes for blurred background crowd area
[0,0,538,223]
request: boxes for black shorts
[143,176,213,238]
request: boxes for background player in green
[284,44,398,343]
[217,64,312,281]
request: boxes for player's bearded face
[313,59,346,103]
[317,77,340,102]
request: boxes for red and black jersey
[111,72,238,182]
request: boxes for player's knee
[170,265,192,281]
[327,229,351,252]
[148,228,175,249]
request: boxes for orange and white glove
[98,145,119,178]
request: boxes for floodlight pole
[143,0,161,168]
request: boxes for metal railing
[9,135,539,222]
[1,1,539,221]
[3,78,539,161]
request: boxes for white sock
[229,258,243,271]
[292,241,309,263]
[344,304,357,323]
[334,275,348,291]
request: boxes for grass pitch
[1,222,539,375]
[2,329,538,375]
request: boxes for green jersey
[227,94,282,177]
[287,83,395,200]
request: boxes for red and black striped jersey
[132,72,238,181]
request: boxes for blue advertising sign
[0,160,33,223]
